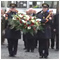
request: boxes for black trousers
[23,34,27,49]
[39,39,49,56]
[35,39,38,48]
[7,38,18,55]
[1,34,5,44]
[26,38,35,51]
[24,39,27,49]
[51,38,54,48]
[56,34,59,49]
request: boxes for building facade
[1,1,59,14]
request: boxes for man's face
[11,6,15,8]
[42,7,48,12]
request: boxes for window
[29,1,43,8]
[7,1,11,7]
[1,1,5,7]
[44,1,58,8]
[1,1,11,7]
[16,1,27,8]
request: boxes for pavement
[1,35,59,59]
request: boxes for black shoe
[51,47,54,49]
[7,46,8,48]
[9,55,15,57]
[25,50,30,52]
[23,48,26,50]
[35,46,37,48]
[55,49,59,51]
[13,53,16,56]
[31,50,34,52]
[44,56,48,59]
[39,56,43,58]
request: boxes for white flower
[19,15,23,18]
[12,17,16,20]
[3,14,5,17]
[25,15,29,17]
[31,17,34,19]
[25,15,30,20]
[18,11,20,13]
[22,20,26,23]
[36,19,41,21]
[31,20,35,23]
[24,17,27,19]
[27,26,31,29]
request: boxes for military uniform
[36,3,51,58]
[5,3,21,57]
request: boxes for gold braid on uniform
[5,9,18,20]
[45,11,52,23]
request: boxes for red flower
[30,16,32,18]
[29,17,31,20]
[21,17,24,19]
[25,19,27,21]
[29,18,31,20]
[31,22,34,26]
[33,27,36,30]
[27,24,30,27]
[24,23,26,25]
[24,26,26,28]
[37,21,39,22]
[21,14,24,16]
[34,17,36,19]
[16,18,19,20]
[21,14,24,15]
[20,20,22,23]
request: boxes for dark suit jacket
[54,13,59,34]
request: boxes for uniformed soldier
[36,3,52,58]
[5,3,21,57]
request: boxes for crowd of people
[1,3,59,59]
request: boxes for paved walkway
[1,35,59,59]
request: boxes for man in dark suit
[25,9,36,52]
[53,12,59,51]
[5,3,21,57]
[1,9,5,45]
[50,16,55,49]
[36,3,52,58]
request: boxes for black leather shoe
[25,50,30,52]
[39,56,43,58]
[55,49,59,51]
[31,50,34,52]
[9,55,15,57]
[23,48,26,50]
[51,47,54,49]
[44,56,48,59]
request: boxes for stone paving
[1,35,59,59]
